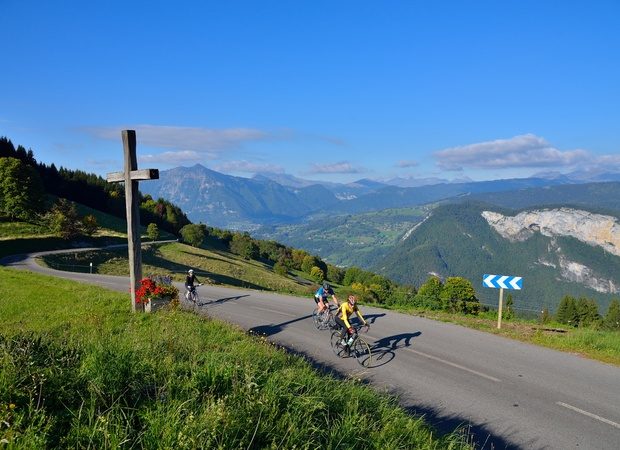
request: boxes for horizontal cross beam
[106,168,159,183]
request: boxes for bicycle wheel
[330,330,348,358]
[312,308,322,329]
[326,310,336,329]
[351,336,372,367]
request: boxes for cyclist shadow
[363,313,386,324]
[367,331,422,368]
[249,314,313,337]
[199,294,250,307]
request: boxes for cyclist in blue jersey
[314,281,339,313]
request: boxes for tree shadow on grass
[177,247,241,266]
[141,249,267,290]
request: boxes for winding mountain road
[3,249,619,449]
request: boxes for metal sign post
[483,274,523,329]
[106,130,159,312]
[497,288,504,329]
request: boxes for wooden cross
[106,130,159,312]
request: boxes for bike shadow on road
[249,314,313,337]
[198,294,250,307]
[367,331,422,368]
[363,313,386,324]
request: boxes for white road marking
[406,348,502,382]
[249,305,298,318]
[557,402,620,429]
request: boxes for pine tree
[556,295,578,326]
[0,157,45,220]
[576,297,601,328]
[604,299,620,331]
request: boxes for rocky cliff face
[482,208,620,293]
[481,208,620,256]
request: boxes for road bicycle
[330,324,372,367]
[312,304,336,330]
[185,283,203,305]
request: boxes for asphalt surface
[3,249,620,449]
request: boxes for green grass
[0,220,52,239]
[34,239,620,365]
[0,210,170,260]
[40,242,318,296]
[0,267,471,449]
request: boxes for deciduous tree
[46,198,81,240]
[413,276,443,309]
[180,224,205,247]
[146,223,160,241]
[82,214,99,236]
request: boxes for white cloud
[82,124,271,156]
[214,160,285,174]
[309,161,365,174]
[593,154,620,170]
[434,134,590,171]
[397,159,419,168]
[139,150,204,164]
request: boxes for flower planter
[147,296,176,313]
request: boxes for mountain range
[139,164,620,312]
[373,201,620,312]
[140,164,620,230]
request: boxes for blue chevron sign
[483,274,523,290]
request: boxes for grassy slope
[0,203,173,259]
[40,242,317,296]
[0,267,469,449]
[4,215,619,366]
[34,241,620,366]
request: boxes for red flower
[134,276,179,305]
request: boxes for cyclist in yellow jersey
[334,295,369,346]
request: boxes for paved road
[3,250,620,449]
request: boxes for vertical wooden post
[123,130,143,313]
[497,288,504,329]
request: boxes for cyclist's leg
[333,316,348,344]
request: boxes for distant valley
[140,165,620,312]
[140,163,605,230]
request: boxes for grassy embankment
[38,240,620,366]
[0,205,174,260]
[39,242,317,296]
[5,213,619,366]
[0,267,471,449]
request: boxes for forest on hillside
[0,136,190,234]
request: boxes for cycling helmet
[188,269,194,274]
[323,281,331,290]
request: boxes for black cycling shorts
[314,295,326,304]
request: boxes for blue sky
[2,0,619,183]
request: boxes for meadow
[0,267,471,449]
